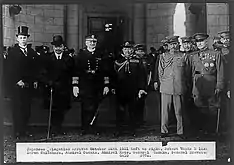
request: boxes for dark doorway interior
[88,16,125,55]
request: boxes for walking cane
[37,87,53,141]
[216,108,220,134]
[46,87,53,139]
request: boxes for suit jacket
[5,44,37,96]
[38,51,74,110]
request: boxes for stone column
[133,3,146,44]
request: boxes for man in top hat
[113,41,147,137]
[157,36,190,139]
[217,30,230,132]
[5,26,38,139]
[72,34,110,135]
[190,33,224,133]
[38,35,74,136]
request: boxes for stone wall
[206,3,229,47]
[3,4,65,50]
[146,3,177,50]
[2,5,15,47]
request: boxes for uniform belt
[86,70,96,74]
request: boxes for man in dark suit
[72,34,110,135]
[6,26,38,139]
[38,35,74,136]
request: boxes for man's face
[53,44,64,54]
[163,44,168,50]
[122,47,133,56]
[17,35,28,47]
[85,39,97,50]
[220,37,230,47]
[135,50,146,57]
[182,42,192,52]
[168,42,179,51]
[196,39,208,50]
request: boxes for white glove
[227,91,230,98]
[34,82,38,89]
[17,80,25,88]
[154,82,159,90]
[73,86,79,97]
[103,86,109,95]
[138,90,147,98]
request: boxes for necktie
[21,48,27,56]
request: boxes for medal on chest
[199,52,215,70]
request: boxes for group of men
[3,25,230,140]
[152,31,230,139]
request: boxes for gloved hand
[215,88,221,96]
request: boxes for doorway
[88,16,125,54]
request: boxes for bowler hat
[193,33,209,42]
[51,35,64,46]
[16,26,30,37]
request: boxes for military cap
[16,26,30,37]
[218,31,230,39]
[161,39,168,44]
[85,34,97,41]
[122,41,135,48]
[193,33,209,42]
[213,36,221,42]
[134,44,146,51]
[167,36,179,44]
[51,35,64,46]
[181,36,193,43]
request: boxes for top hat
[134,44,146,51]
[218,31,230,39]
[16,26,30,37]
[193,33,209,42]
[122,41,135,48]
[85,34,97,41]
[167,36,179,44]
[181,36,193,43]
[51,35,64,46]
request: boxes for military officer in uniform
[191,33,224,133]
[212,36,223,51]
[6,26,37,139]
[218,31,230,132]
[114,41,147,136]
[39,35,74,136]
[134,44,149,127]
[72,34,110,135]
[158,36,190,139]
